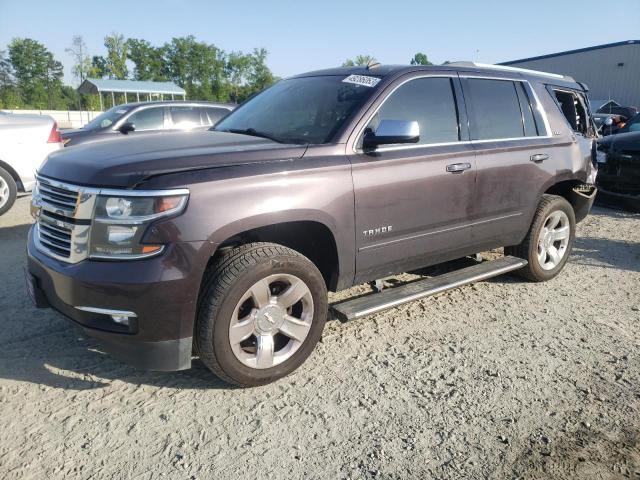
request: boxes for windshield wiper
[221,128,283,143]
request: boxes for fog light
[110,314,131,325]
[75,306,138,326]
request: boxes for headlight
[89,191,188,260]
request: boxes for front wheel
[196,243,328,387]
[506,194,576,282]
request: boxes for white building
[501,40,640,107]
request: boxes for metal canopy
[77,78,186,110]
[78,78,186,96]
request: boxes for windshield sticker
[116,109,127,114]
[342,74,381,88]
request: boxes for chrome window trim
[352,74,552,154]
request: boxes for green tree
[225,51,252,103]
[8,38,63,108]
[342,55,377,67]
[89,55,108,78]
[65,35,91,83]
[410,52,432,66]
[104,33,128,79]
[163,36,222,100]
[0,50,22,108]
[244,48,274,98]
[126,38,166,81]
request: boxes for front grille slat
[38,181,79,213]
[34,176,96,263]
[38,235,71,257]
[35,179,77,260]
[39,231,71,249]
[39,185,78,200]
[39,225,72,244]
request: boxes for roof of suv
[292,63,578,86]
[115,100,236,109]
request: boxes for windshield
[214,75,379,144]
[84,105,132,130]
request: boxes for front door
[349,74,477,283]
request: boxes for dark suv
[27,64,598,386]
[61,101,235,146]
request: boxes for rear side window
[170,106,202,128]
[366,77,460,145]
[549,88,589,135]
[465,79,531,140]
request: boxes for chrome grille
[37,215,73,258]
[33,176,93,263]
[38,178,79,215]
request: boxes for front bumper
[27,226,210,371]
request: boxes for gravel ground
[1,195,639,480]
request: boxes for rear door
[461,75,555,247]
[349,73,477,282]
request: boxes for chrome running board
[331,256,527,322]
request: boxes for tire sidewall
[527,197,576,281]
[207,254,327,386]
[0,167,17,216]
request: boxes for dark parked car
[596,131,640,211]
[28,64,597,386]
[62,101,235,146]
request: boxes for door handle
[446,162,472,174]
[530,153,549,163]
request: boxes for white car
[0,112,63,215]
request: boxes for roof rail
[448,61,566,80]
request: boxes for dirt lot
[1,195,639,479]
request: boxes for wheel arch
[207,213,346,292]
[0,159,24,192]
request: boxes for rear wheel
[196,242,328,387]
[0,167,17,216]
[506,194,576,282]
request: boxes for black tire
[195,242,328,387]
[506,194,576,282]
[0,167,17,216]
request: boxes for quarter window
[204,107,231,125]
[127,107,165,131]
[366,77,460,145]
[466,79,532,140]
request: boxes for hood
[602,131,640,154]
[38,130,307,188]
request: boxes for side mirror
[118,122,135,134]
[604,117,614,126]
[363,120,420,149]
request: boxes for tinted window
[204,107,230,125]
[367,77,459,145]
[127,107,165,131]
[215,76,377,144]
[85,105,132,129]
[515,83,538,136]
[621,113,640,133]
[466,79,525,140]
[170,106,202,128]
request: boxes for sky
[1,0,639,85]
